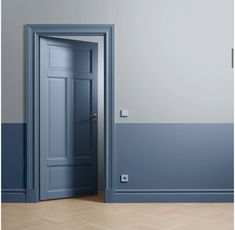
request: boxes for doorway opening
[26,25,115,203]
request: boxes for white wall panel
[2,0,233,123]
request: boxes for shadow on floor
[74,190,104,203]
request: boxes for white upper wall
[2,0,233,123]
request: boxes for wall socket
[120,174,128,183]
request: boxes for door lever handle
[90,113,97,122]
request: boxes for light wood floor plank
[2,192,233,230]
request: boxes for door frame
[25,24,115,202]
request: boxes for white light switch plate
[120,109,129,117]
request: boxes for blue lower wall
[109,123,234,202]
[2,123,233,202]
[2,123,26,202]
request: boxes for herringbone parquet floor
[2,192,234,230]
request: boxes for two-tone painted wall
[2,0,233,202]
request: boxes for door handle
[90,113,97,122]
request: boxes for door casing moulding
[26,24,115,202]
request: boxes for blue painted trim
[2,189,26,203]
[114,189,233,193]
[105,190,233,203]
[26,189,37,203]
[25,24,115,203]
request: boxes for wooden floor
[2,192,233,230]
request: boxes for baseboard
[26,189,37,203]
[3,189,233,203]
[105,189,234,203]
[2,189,26,203]
[2,189,38,203]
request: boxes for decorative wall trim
[114,189,233,193]
[2,189,26,203]
[106,189,233,203]
[25,189,37,203]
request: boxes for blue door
[39,37,98,200]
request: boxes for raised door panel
[47,78,67,158]
[73,79,92,157]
